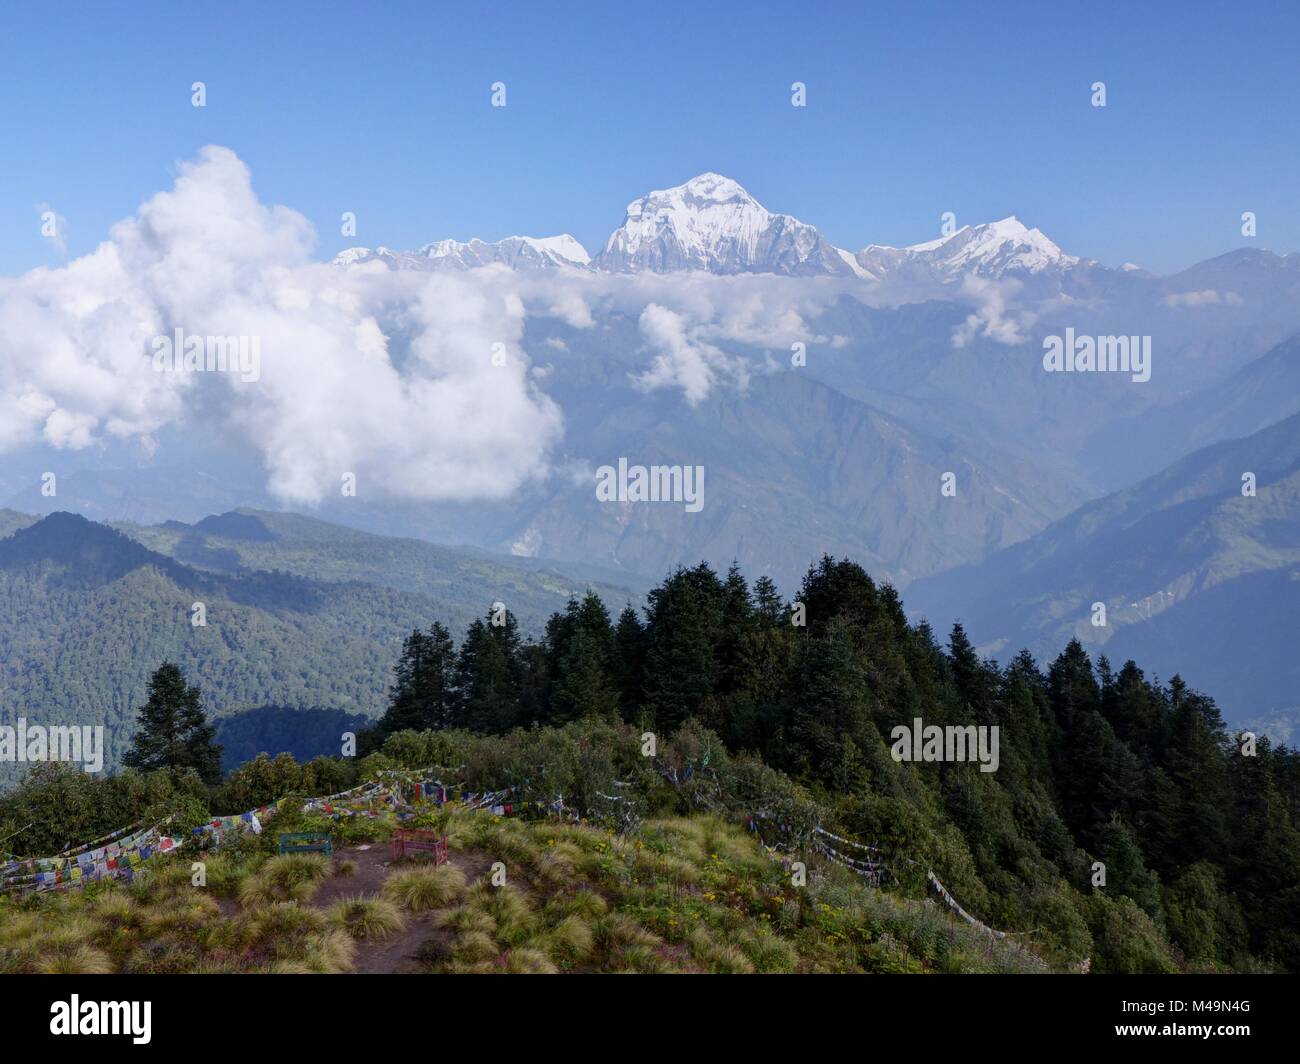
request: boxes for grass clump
[325,895,407,940]
[383,864,467,912]
[238,853,331,906]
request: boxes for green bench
[278,831,334,857]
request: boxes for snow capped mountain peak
[522,234,591,265]
[330,180,1087,283]
[333,234,589,271]
[334,246,378,267]
[639,172,756,212]
[417,234,590,268]
[982,215,1029,237]
[857,215,1077,280]
[596,172,858,276]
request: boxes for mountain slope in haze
[115,506,653,608]
[0,509,37,539]
[0,512,644,783]
[1086,332,1300,483]
[13,175,1300,604]
[3,462,270,526]
[907,411,1300,728]
[486,358,1080,590]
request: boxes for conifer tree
[1095,813,1163,921]
[122,663,223,784]
[789,617,873,788]
[715,563,759,710]
[379,622,457,734]
[948,622,996,726]
[451,607,525,733]
[641,564,724,732]
[613,604,646,719]
[542,592,619,723]
[551,625,620,722]
[1162,676,1231,868]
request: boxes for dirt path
[311,843,483,974]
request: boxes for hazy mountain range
[0,508,647,783]
[335,172,1099,282]
[908,410,1300,737]
[4,165,1298,741]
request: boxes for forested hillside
[0,512,641,784]
[908,410,1300,734]
[115,508,650,610]
[357,556,1300,972]
[3,512,1296,972]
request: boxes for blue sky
[1,0,1296,275]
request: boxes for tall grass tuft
[383,864,467,912]
[325,895,407,940]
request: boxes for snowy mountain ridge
[332,173,1086,280]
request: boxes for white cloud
[3,147,1057,498]
[1165,289,1243,308]
[0,146,564,505]
[554,271,844,402]
[951,275,1035,348]
[634,303,738,404]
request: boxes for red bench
[391,829,449,864]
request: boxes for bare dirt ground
[310,843,487,974]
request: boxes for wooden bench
[391,829,448,864]
[278,831,334,857]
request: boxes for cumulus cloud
[0,146,564,505]
[536,271,843,403]
[3,147,1050,499]
[633,303,746,404]
[951,275,1035,348]
[1165,289,1243,308]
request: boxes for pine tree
[789,617,873,788]
[613,605,646,719]
[379,622,457,735]
[542,592,619,723]
[641,564,724,732]
[948,622,997,726]
[715,563,759,713]
[122,663,223,784]
[1162,676,1231,868]
[517,641,550,725]
[797,555,883,640]
[727,575,795,756]
[752,575,785,626]
[998,649,1055,784]
[552,626,620,722]
[1095,813,1163,921]
[1224,735,1300,969]
[451,607,524,733]
[1101,659,1167,758]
